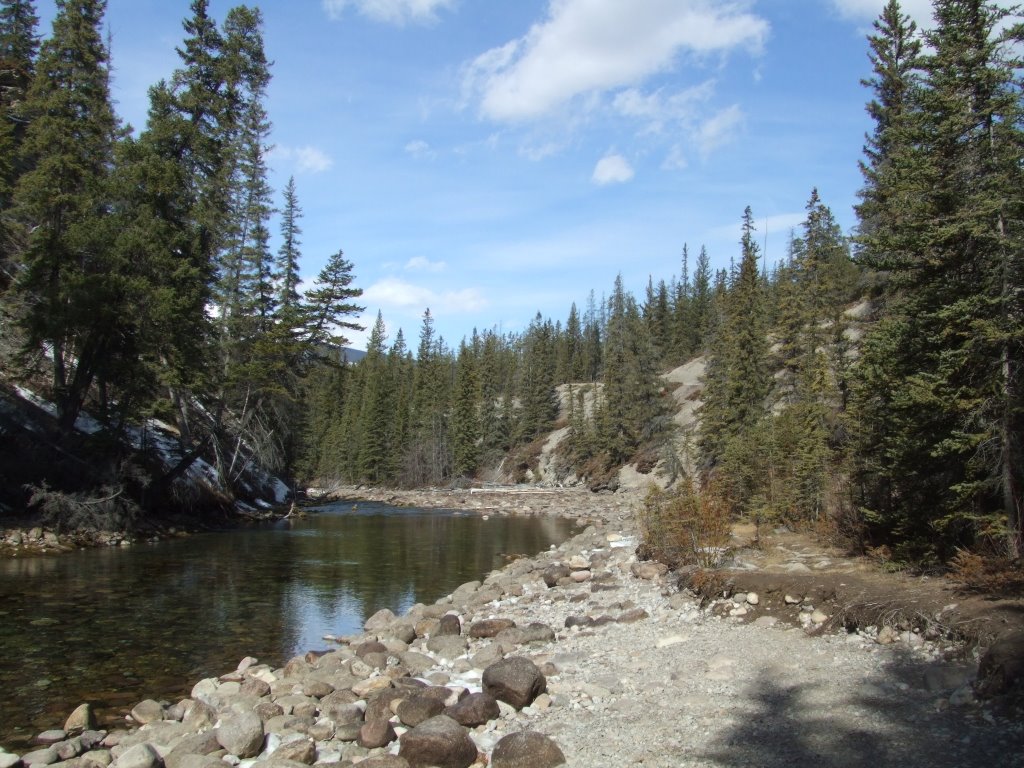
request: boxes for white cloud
[463,0,768,122]
[592,152,635,185]
[696,104,744,157]
[363,277,487,313]
[272,145,334,174]
[662,144,688,171]
[323,0,456,25]
[405,256,447,272]
[830,0,935,25]
[404,139,435,159]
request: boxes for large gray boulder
[397,715,477,768]
[482,657,547,709]
[215,711,264,758]
[396,694,445,727]
[490,731,566,768]
[443,692,500,727]
[112,743,162,768]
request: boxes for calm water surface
[0,501,578,747]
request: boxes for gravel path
[449,516,1024,768]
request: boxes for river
[0,500,578,747]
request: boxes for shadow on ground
[695,650,1024,768]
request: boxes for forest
[0,0,1021,571]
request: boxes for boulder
[21,749,58,767]
[482,657,547,710]
[979,629,1024,698]
[443,693,500,727]
[396,694,445,727]
[215,711,264,758]
[435,614,462,637]
[64,704,96,734]
[111,744,161,768]
[468,619,516,639]
[426,634,468,659]
[357,718,396,749]
[182,700,216,732]
[364,608,397,632]
[163,731,220,768]
[397,716,477,768]
[541,565,570,588]
[490,731,566,768]
[355,756,410,768]
[271,735,315,764]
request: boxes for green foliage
[849,0,1024,561]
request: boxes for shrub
[637,478,732,569]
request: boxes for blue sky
[37,0,945,350]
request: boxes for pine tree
[0,0,38,279]
[357,313,393,483]
[516,313,558,443]
[850,0,1024,560]
[302,249,364,348]
[8,0,125,435]
[276,175,302,312]
[698,207,771,512]
[451,339,481,478]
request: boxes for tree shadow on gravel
[698,650,1024,768]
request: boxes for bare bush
[637,478,731,568]
[28,482,141,533]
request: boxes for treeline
[694,0,1023,566]
[1,0,1020,567]
[309,0,1024,569]
[0,0,361,505]
[301,194,861,494]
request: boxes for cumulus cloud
[363,278,487,313]
[463,0,768,122]
[323,0,456,25]
[592,152,635,185]
[612,81,716,135]
[272,145,334,174]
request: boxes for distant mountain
[341,347,366,364]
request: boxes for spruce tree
[0,0,38,279]
[9,0,125,435]
[850,0,1024,560]
[451,339,481,478]
[698,208,770,512]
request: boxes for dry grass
[636,478,732,569]
[951,549,1024,596]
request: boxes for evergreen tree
[302,249,364,347]
[8,0,124,435]
[357,312,392,483]
[516,312,558,442]
[698,208,771,512]
[850,0,1024,560]
[0,0,38,282]
[451,339,481,478]
[276,175,302,311]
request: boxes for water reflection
[0,502,576,748]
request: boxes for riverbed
[0,500,577,746]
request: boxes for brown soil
[680,525,1024,687]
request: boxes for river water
[0,501,578,748]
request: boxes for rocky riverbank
[2,489,1022,767]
